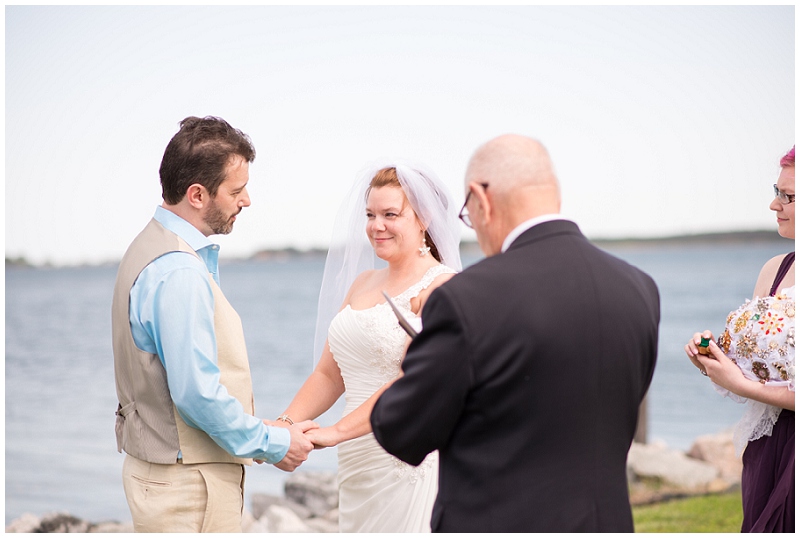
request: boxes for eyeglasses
[774,184,795,204]
[458,183,489,228]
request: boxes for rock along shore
[6,429,741,533]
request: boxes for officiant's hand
[273,420,318,472]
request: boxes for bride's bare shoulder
[343,269,383,304]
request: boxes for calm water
[4,239,793,524]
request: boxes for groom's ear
[185,183,209,209]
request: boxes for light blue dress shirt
[128,206,290,463]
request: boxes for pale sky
[5,5,795,266]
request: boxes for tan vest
[112,218,254,465]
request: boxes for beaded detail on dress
[392,453,436,483]
[328,265,455,529]
[714,286,795,454]
[350,264,456,385]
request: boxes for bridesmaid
[685,145,794,532]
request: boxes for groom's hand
[273,420,318,472]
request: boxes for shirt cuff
[259,425,292,464]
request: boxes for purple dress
[719,253,795,532]
[740,408,794,532]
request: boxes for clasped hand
[256,419,319,472]
[254,419,346,472]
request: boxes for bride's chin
[370,244,388,256]
[372,246,403,263]
[374,250,392,262]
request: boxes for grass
[633,491,743,533]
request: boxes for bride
[277,162,462,532]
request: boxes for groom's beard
[204,198,239,235]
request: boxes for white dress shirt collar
[501,214,571,253]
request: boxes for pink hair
[780,145,795,168]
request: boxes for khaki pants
[122,454,245,533]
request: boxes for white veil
[312,160,463,364]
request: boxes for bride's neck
[385,253,437,283]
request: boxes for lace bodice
[327,265,454,532]
[328,264,457,393]
[714,286,795,454]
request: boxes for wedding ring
[276,414,294,425]
[701,370,708,376]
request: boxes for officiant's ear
[469,181,492,225]
[185,183,210,209]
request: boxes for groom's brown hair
[159,116,255,205]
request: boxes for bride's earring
[419,235,431,257]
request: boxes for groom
[112,116,315,532]
[371,134,660,532]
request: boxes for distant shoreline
[6,230,790,269]
[590,230,789,247]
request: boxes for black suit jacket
[371,220,660,532]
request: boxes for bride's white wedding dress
[327,264,456,533]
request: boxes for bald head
[467,134,561,216]
[463,135,561,256]
[466,134,558,194]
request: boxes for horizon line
[6,229,790,269]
